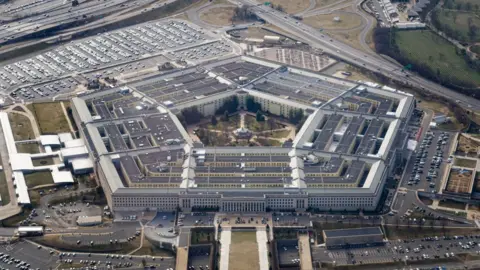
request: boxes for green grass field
[454,157,477,168]
[24,171,54,188]
[435,9,480,42]
[471,45,480,54]
[16,143,40,154]
[0,169,10,206]
[395,30,480,88]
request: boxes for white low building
[60,146,89,162]
[40,135,61,147]
[71,158,94,175]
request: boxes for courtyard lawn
[202,114,240,131]
[28,102,71,134]
[24,171,54,188]
[16,143,40,154]
[229,232,259,270]
[395,30,480,88]
[8,113,35,141]
[454,157,477,168]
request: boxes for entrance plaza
[216,213,272,270]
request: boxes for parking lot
[83,55,171,82]
[312,234,480,266]
[276,239,301,267]
[3,19,220,99]
[403,130,454,193]
[0,240,175,270]
[169,41,231,62]
[11,78,81,100]
[187,245,211,270]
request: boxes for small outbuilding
[17,226,44,237]
[71,158,94,175]
[40,135,60,147]
[76,216,102,226]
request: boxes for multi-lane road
[235,0,480,111]
[0,0,159,44]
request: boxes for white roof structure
[10,154,34,171]
[40,135,60,146]
[58,132,73,144]
[13,172,30,204]
[17,226,43,232]
[71,158,94,172]
[51,169,75,184]
[60,146,89,160]
[64,139,85,148]
[0,112,17,155]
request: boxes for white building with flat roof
[71,56,415,213]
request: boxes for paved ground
[0,239,175,270]
[312,234,480,266]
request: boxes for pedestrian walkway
[256,228,269,270]
[219,228,231,270]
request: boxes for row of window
[113,196,375,208]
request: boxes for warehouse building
[323,227,384,249]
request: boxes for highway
[235,0,480,111]
[0,0,157,44]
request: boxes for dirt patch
[28,102,70,134]
[16,143,40,154]
[315,0,343,9]
[303,12,363,30]
[456,134,480,155]
[8,112,35,141]
[200,6,236,26]
[446,167,474,195]
[229,232,259,270]
[261,0,310,14]
[454,158,477,168]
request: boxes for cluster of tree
[291,15,303,21]
[431,9,479,42]
[104,77,117,84]
[373,27,479,91]
[178,106,203,126]
[256,110,265,122]
[288,108,304,125]
[270,3,284,12]
[86,78,102,90]
[215,96,239,115]
[246,96,262,112]
[443,0,479,11]
[232,5,257,21]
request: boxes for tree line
[431,9,479,43]
[443,0,479,11]
[373,27,480,94]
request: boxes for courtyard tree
[211,115,218,126]
[256,110,264,122]
[267,117,275,134]
[223,110,229,121]
[246,96,261,112]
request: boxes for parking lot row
[5,20,216,100]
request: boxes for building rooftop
[323,227,383,238]
[72,56,414,197]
